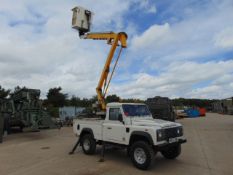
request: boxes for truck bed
[73,118,104,141]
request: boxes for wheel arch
[129,131,154,146]
[80,128,94,139]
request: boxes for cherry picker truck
[69,6,186,170]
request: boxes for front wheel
[81,134,96,155]
[129,141,154,170]
[161,144,181,159]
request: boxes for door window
[109,108,121,121]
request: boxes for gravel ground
[0,113,233,175]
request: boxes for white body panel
[73,118,103,141]
[103,121,125,144]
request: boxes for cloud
[110,60,233,99]
[137,0,157,14]
[188,85,221,99]
[0,0,232,100]
[0,0,158,98]
[214,27,233,49]
[131,23,171,49]
[115,0,233,100]
[129,0,233,65]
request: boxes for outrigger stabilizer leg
[69,137,81,155]
[99,141,105,162]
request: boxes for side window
[109,108,121,121]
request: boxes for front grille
[164,127,182,139]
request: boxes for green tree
[89,95,98,105]
[0,85,10,99]
[172,98,217,108]
[106,94,120,103]
[46,87,67,107]
[121,98,144,103]
[69,95,80,106]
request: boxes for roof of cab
[107,102,145,107]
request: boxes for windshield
[122,104,151,117]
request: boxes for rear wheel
[161,144,181,159]
[129,141,154,170]
[81,134,96,155]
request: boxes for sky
[0,0,233,99]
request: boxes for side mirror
[118,114,123,122]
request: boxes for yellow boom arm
[83,32,127,111]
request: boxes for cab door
[103,108,126,144]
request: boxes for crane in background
[71,6,127,112]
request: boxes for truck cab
[73,103,186,170]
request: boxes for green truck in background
[0,87,56,143]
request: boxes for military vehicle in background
[145,96,176,121]
[0,87,56,134]
[212,97,233,115]
[0,111,3,143]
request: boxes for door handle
[107,127,112,129]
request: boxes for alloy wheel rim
[83,139,91,151]
[134,147,146,164]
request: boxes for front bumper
[155,138,187,150]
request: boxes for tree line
[0,85,218,116]
[40,87,219,109]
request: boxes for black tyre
[161,144,181,159]
[129,141,154,170]
[81,134,96,155]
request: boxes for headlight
[156,129,165,141]
[176,127,183,136]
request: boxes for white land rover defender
[73,103,186,170]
